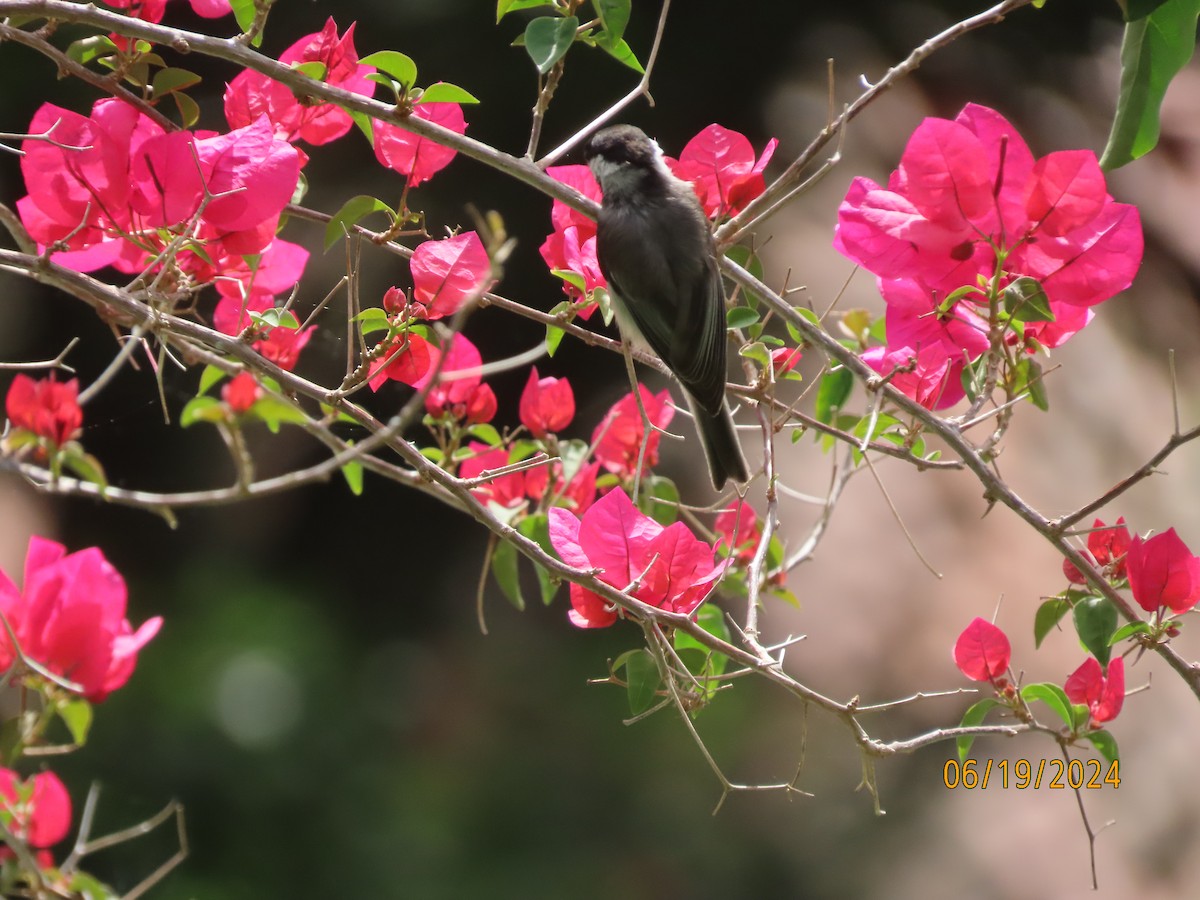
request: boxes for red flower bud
[222,372,260,414]
[5,375,82,447]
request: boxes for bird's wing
[597,197,728,413]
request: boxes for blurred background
[3,0,1200,897]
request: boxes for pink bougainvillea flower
[208,237,311,314]
[18,100,161,256]
[0,537,162,702]
[5,376,83,447]
[255,325,315,372]
[527,459,600,514]
[459,443,526,509]
[1065,656,1125,726]
[861,343,965,410]
[834,103,1142,357]
[877,276,989,362]
[769,347,802,376]
[540,165,606,304]
[382,285,409,315]
[953,617,1011,683]
[409,231,491,320]
[194,117,301,234]
[1125,528,1200,615]
[0,768,71,868]
[107,0,231,19]
[1064,517,1135,584]
[538,225,605,301]
[225,19,375,147]
[373,102,467,187]
[667,123,778,218]
[221,372,260,414]
[212,291,272,336]
[592,385,675,479]
[367,331,437,391]
[714,501,762,567]
[420,334,496,424]
[548,488,726,628]
[519,367,574,439]
[1090,517,1132,579]
[546,164,602,233]
[16,97,304,304]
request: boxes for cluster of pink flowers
[540,123,777,304]
[549,488,725,628]
[1063,516,1200,617]
[834,103,1143,409]
[367,233,493,392]
[590,385,675,481]
[458,368,593,512]
[4,376,83,450]
[0,536,161,703]
[953,518,1200,733]
[0,768,71,870]
[953,616,1124,729]
[18,19,471,380]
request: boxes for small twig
[537,0,673,167]
[0,337,79,373]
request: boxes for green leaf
[593,0,631,46]
[1002,276,1055,322]
[180,395,222,427]
[417,82,481,104]
[62,448,108,489]
[1012,357,1050,412]
[173,92,201,129]
[524,16,578,74]
[1085,729,1120,765]
[641,475,679,525]
[518,514,559,605]
[623,649,660,715]
[198,364,227,396]
[1110,620,1152,644]
[726,307,760,330]
[341,459,364,496]
[359,50,419,90]
[349,109,375,143]
[673,603,731,685]
[1101,0,1200,169]
[1034,596,1072,647]
[1021,682,1075,729]
[230,0,256,35]
[325,194,396,250]
[599,37,644,73]
[150,67,201,99]
[814,368,853,424]
[956,697,1000,763]
[66,35,118,66]
[291,61,327,82]
[786,306,821,345]
[55,697,92,745]
[468,423,503,447]
[545,323,566,357]
[250,307,301,330]
[1073,597,1119,665]
[497,0,556,21]
[491,539,525,611]
[249,396,309,433]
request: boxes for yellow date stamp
[943,758,1120,790]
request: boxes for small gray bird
[584,124,750,490]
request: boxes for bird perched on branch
[585,124,749,490]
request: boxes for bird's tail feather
[685,392,749,491]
